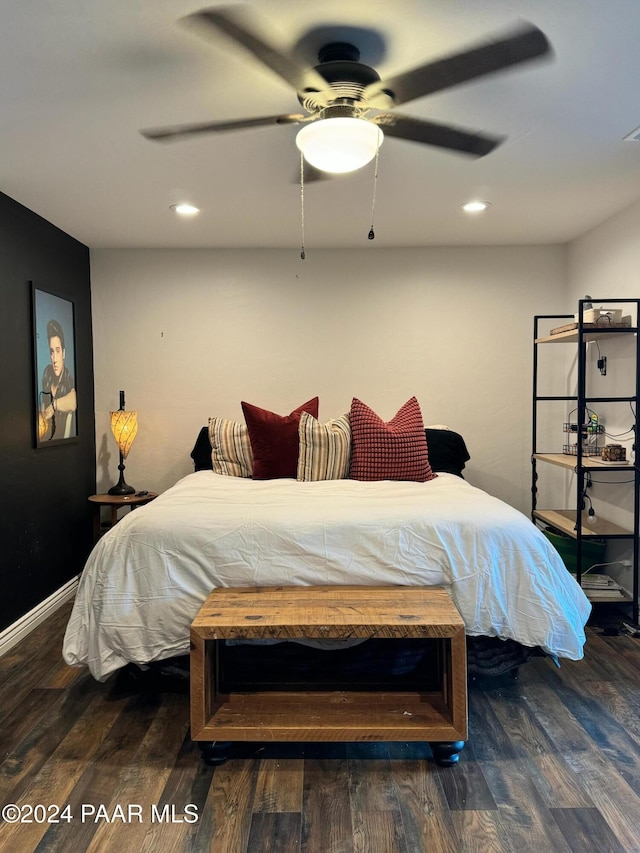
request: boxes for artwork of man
[40,318,77,440]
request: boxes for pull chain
[300,151,306,260]
[368,145,380,241]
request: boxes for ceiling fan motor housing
[298,42,385,112]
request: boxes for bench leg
[430,740,465,766]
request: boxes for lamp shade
[110,410,138,458]
[296,118,383,174]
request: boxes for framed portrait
[31,283,78,447]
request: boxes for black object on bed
[190,425,470,477]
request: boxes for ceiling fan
[141,5,552,173]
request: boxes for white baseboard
[0,576,80,659]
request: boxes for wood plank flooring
[1,604,639,852]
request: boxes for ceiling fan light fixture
[296,118,383,174]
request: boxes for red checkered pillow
[349,396,436,482]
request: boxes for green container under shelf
[542,528,605,573]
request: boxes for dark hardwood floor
[1,603,639,852]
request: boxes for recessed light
[460,200,491,213]
[170,203,200,216]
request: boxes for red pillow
[349,396,436,482]
[242,397,319,479]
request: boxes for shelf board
[196,690,460,742]
[535,322,636,344]
[533,453,632,472]
[584,588,632,604]
[534,508,633,538]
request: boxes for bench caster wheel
[199,741,233,766]
[430,740,465,766]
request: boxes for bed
[63,412,591,685]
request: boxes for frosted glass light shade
[296,118,383,174]
[110,410,138,458]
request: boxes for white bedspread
[63,471,591,680]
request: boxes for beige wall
[90,245,566,513]
[565,199,640,590]
[567,200,639,476]
[567,199,640,302]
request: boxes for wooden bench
[190,585,468,766]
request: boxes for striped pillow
[297,412,351,481]
[349,396,436,482]
[208,417,253,478]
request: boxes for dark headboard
[424,428,470,477]
[191,426,470,477]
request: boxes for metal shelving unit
[532,298,639,625]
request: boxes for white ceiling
[3,1,640,250]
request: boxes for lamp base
[108,456,134,495]
[108,481,135,496]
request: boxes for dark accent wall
[0,191,95,632]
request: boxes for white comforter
[63,471,591,680]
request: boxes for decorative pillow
[208,417,253,477]
[349,396,436,482]
[242,397,319,479]
[297,412,351,481]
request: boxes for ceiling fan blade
[366,22,551,107]
[182,6,327,93]
[141,113,305,142]
[374,113,504,157]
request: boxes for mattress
[63,471,591,680]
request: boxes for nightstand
[88,492,158,544]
